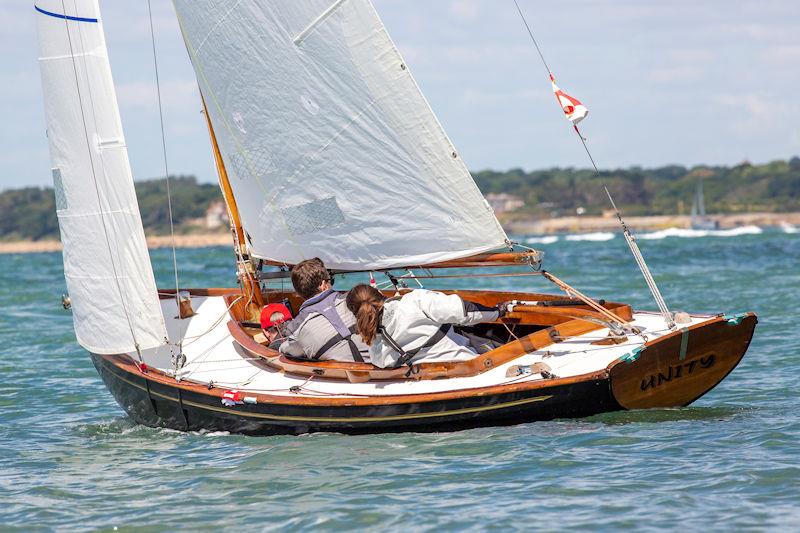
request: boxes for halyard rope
[147,0,187,367]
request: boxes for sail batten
[173,0,508,270]
[36,0,169,354]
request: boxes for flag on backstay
[550,73,588,126]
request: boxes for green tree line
[2,158,799,241]
[475,157,800,217]
[0,176,221,241]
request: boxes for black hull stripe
[101,358,552,423]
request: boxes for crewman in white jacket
[345,284,506,369]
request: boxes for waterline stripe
[35,5,98,23]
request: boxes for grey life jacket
[292,289,365,362]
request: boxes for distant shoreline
[0,233,232,255]
[1,212,797,255]
[505,212,800,235]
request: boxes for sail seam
[39,52,103,62]
[266,98,379,205]
[57,208,138,218]
[194,0,245,54]
[293,0,349,45]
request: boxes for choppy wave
[3,238,799,531]
[779,223,798,234]
[525,235,559,245]
[638,225,763,240]
[565,232,616,242]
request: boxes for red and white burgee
[550,73,588,125]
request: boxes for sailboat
[690,181,720,230]
[36,0,757,435]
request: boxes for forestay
[35,0,168,354]
[172,0,508,270]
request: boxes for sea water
[1,230,798,531]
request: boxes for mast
[201,96,264,315]
[697,181,706,217]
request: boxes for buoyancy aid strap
[380,324,452,369]
[313,324,364,362]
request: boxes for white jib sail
[36,0,169,354]
[172,0,509,270]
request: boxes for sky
[1,0,798,189]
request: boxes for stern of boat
[607,313,757,409]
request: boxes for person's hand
[265,326,284,344]
[496,301,514,317]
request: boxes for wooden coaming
[223,289,634,381]
[228,316,603,382]
[97,351,609,407]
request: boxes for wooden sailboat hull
[91,352,619,435]
[89,313,755,435]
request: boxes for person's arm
[415,291,500,326]
[276,321,307,358]
[278,336,306,357]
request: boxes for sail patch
[51,168,68,211]
[281,197,345,236]
[230,148,277,180]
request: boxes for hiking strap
[379,324,452,369]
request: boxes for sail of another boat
[170,0,509,271]
[35,0,168,354]
[690,180,719,230]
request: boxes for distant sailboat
[690,181,720,230]
[35,0,757,435]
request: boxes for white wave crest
[565,232,616,242]
[779,222,798,234]
[526,235,559,245]
[639,226,763,240]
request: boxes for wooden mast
[201,96,264,315]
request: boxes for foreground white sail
[172,0,508,270]
[36,0,168,354]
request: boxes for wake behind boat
[35,0,756,435]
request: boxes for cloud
[647,66,706,84]
[761,45,800,66]
[713,92,789,136]
[448,1,480,22]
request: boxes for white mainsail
[172,0,508,270]
[36,0,168,354]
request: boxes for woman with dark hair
[345,284,506,369]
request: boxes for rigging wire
[59,0,143,361]
[147,0,187,364]
[511,0,676,330]
[512,0,552,75]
